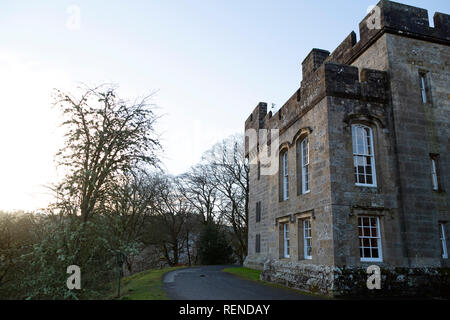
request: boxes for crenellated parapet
[244,61,389,157]
[326,0,450,66]
[244,0,450,157]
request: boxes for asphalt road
[163,265,321,300]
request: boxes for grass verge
[108,266,186,300]
[222,266,331,299]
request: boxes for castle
[244,0,449,297]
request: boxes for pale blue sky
[0,0,448,211]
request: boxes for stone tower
[244,0,450,297]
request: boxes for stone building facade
[244,0,450,297]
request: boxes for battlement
[326,0,450,67]
[244,0,449,155]
[245,62,389,156]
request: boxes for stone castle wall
[244,0,450,297]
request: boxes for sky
[0,0,448,212]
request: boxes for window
[281,150,289,200]
[431,158,438,190]
[419,72,428,103]
[440,223,448,259]
[283,223,290,258]
[304,219,312,259]
[301,137,310,194]
[257,161,261,180]
[430,154,441,191]
[352,125,377,187]
[255,234,261,254]
[358,216,382,262]
[256,202,261,223]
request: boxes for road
[163,265,321,300]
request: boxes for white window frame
[283,223,290,258]
[301,137,310,194]
[440,223,448,259]
[431,158,439,191]
[419,73,428,103]
[358,216,383,262]
[352,125,377,187]
[282,151,289,200]
[303,219,312,260]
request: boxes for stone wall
[244,0,450,297]
[385,33,450,267]
[333,266,450,298]
[260,259,335,296]
[260,259,450,298]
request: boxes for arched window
[352,124,377,187]
[281,150,289,200]
[300,137,310,194]
[296,135,310,195]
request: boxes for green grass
[222,266,262,282]
[222,266,331,299]
[107,266,186,300]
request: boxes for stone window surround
[295,132,311,196]
[439,222,448,260]
[276,127,313,200]
[279,146,290,202]
[418,69,433,106]
[296,210,314,261]
[301,137,310,194]
[430,153,444,192]
[345,116,385,191]
[282,222,290,258]
[349,207,387,264]
[274,211,316,261]
[276,215,294,259]
[352,124,377,187]
[358,215,383,262]
[303,219,312,259]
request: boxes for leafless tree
[203,134,249,264]
[144,174,195,266]
[177,164,220,225]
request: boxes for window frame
[283,223,290,258]
[419,72,428,103]
[352,124,377,187]
[303,218,312,260]
[281,150,289,200]
[440,223,448,259]
[301,137,310,194]
[430,154,442,192]
[431,158,438,191]
[358,216,383,262]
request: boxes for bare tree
[177,164,219,225]
[204,134,249,264]
[142,174,191,266]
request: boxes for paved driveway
[163,265,321,300]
